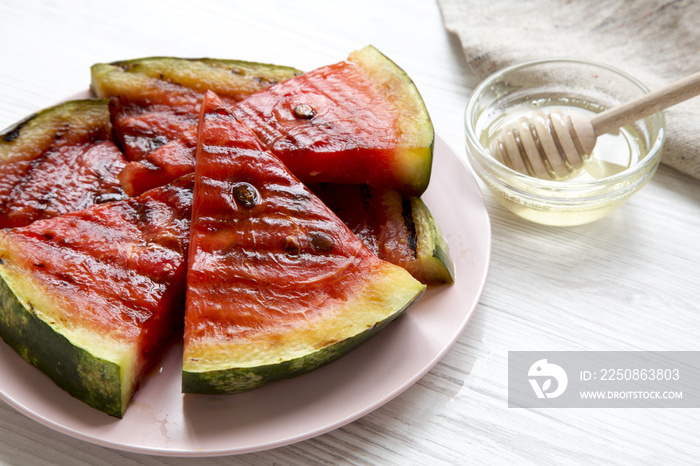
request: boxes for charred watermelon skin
[0,278,123,417]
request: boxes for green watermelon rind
[181,287,423,394]
[411,197,455,284]
[1,99,111,163]
[0,275,125,418]
[90,56,303,100]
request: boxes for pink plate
[0,101,491,456]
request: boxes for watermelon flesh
[182,91,426,393]
[118,126,198,197]
[117,45,433,197]
[311,183,454,285]
[0,100,128,228]
[0,175,193,417]
[108,99,198,160]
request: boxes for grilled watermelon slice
[117,45,433,197]
[182,91,426,394]
[0,175,193,417]
[0,99,128,228]
[91,57,302,161]
[311,184,454,285]
[233,45,434,196]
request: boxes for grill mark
[359,184,372,211]
[3,149,55,214]
[401,197,418,259]
[2,125,23,143]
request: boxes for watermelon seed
[232,183,259,209]
[310,232,334,252]
[285,236,301,256]
[293,104,316,120]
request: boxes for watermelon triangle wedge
[0,175,193,417]
[182,91,426,393]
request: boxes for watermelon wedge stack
[116,46,434,198]
[0,46,452,417]
[103,47,453,284]
[91,56,303,161]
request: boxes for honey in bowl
[480,97,647,182]
[464,59,665,226]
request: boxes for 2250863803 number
[599,368,680,381]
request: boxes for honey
[478,97,647,182]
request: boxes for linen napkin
[438,0,700,180]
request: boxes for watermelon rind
[91,56,302,102]
[411,197,455,284]
[1,99,111,163]
[182,262,424,394]
[0,266,134,418]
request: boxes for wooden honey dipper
[490,71,700,179]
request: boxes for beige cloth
[438,0,700,180]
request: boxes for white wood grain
[1,0,699,464]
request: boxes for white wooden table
[1,1,699,464]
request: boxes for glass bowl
[464,58,665,226]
